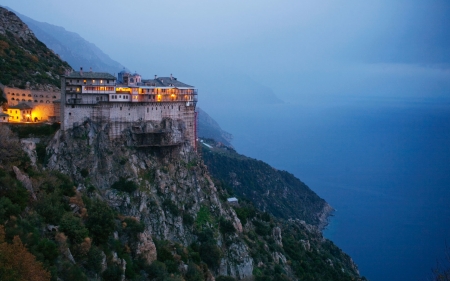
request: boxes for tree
[0,225,51,281]
[85,199,115,245]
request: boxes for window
[77,80,79,83]
[83,80,86,84]
[120,107,122,110]
[34,100,37,102]
[69,112,71,115]
[28,94,31,97]
[11,93,14,96]
[11,98,14,100]
[22,94,25,96]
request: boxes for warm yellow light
[100,80,103,83]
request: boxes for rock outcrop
[46,119,253,278]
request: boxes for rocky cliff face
[46,119,253,279]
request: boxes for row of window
[111,95,129,100]
[69,79,112,84]
[10,98,51,103]
[8,110,31,114]
[8,93,57,98]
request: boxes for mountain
[3,6,125,74]
[0,120,365,281]
[200,138,332,228]
[0,7,71,89]
[0,7,367,280]
[197,107,233,147]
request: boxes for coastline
[317,202,335,231]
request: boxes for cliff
[200,138,333,228]
[0,122,366,281]
[0,7,71,89]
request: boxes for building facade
[2,85,61,122]
[61,69,198,148]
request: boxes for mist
[2,0,450,280]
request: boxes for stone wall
[62,101,196,147]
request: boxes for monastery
[1,68,198,148]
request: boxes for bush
[0,197,22,222]
[85,199,115,245]
[102,264,122,281]
[111,177,138,193]
[219,217,236,235]
[186,262,204,281]
[163,199,180,216]
[59,213,88,244]
[85,246,103,274]
[147,260,167,279]
[199,242,222,269]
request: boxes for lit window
[100,80,103,83]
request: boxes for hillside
[200,138,332,228]
[3,6,125,75]
[197,107,233,147]
[0,7,71,89]
[0,123,366,281]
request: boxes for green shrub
[183,213,194,225]
[111,177,138,193]
[186,262,204,281]
[199,242,222,269]
[146,260,167,279]
[219,217,235,235]
[59,213,88,244]
[80,168,89,178]
[85,199,115,245]
[85,246,103,274]
[0,197,22,221]
[163,199,179,216]
[102,265,122,281]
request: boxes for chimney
[90,67,92,73]
[170,73,173,80]
[154,75,157,79]
[80,67,83,75]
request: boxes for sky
[2,0,450,107]
[2,1,450,279]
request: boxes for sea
[208,97,450,281]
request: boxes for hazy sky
[2,0,450,105]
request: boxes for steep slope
[0,7,71,89]
[2,6,125,75]
[0,122,366,281]
[197,107,233,147]
[200,138,333,228]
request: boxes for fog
[2,1,450,280]
[3,0,450,108]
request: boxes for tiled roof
[0,112,9,117]
[9,102,33,110]
[66,71,116,79]
[141,77,193,88]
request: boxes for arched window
[40,100,43,103]
[34,100,38,102]
[28,94,32,97]
[11,98,14,100]
[11,93,14,96]
[22,94,25,96]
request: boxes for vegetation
[0,9,71,88]
[201,138,327,226]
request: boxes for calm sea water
[209,99,450,281]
